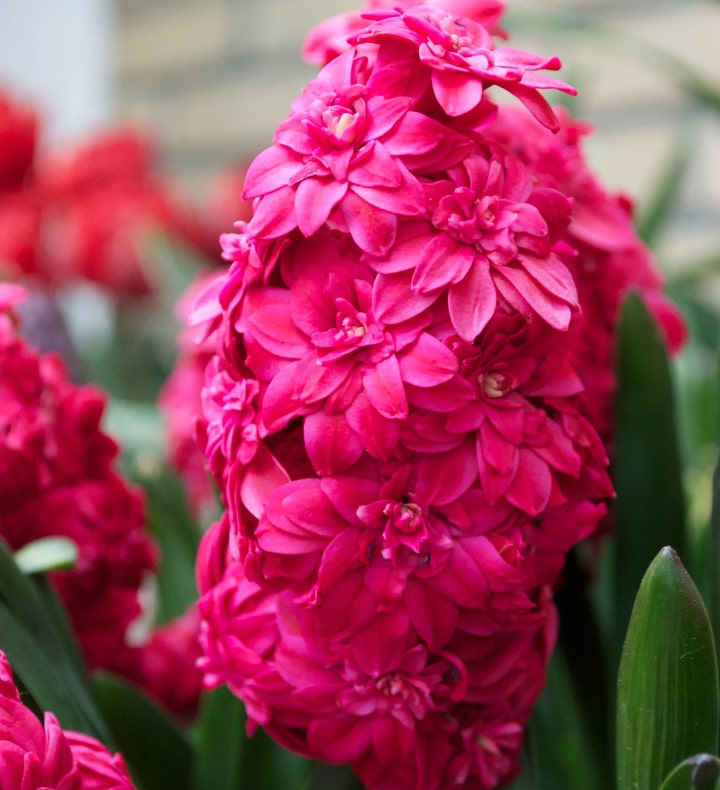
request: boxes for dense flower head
[193,1,684,787]
[0,285,157,671]
[0,651,136,790]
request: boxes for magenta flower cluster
[191,2,683,787]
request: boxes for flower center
[384,501,423,534]
[334,314,366,342]
[324,109,355,139]
[482,370,513,398]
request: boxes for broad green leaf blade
[141,469,202,624]
[192,685,245,790]
[554,548,614,786]
[660,754,720,790]
[239,727,313,790]
[612,293,686,658]
[0,539,112,744]
[0,601,102,736]
[711,456,720,674]
[525,649,605,790]
[306,762,367,790]
[14,536,78,575]
[617,547,719,790]
[93,673,193,790]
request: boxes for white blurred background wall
[0,0,115,144]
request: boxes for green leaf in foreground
[0,539,111,744]
[192,685,245,790]
[660,754,720,790]
[612,292,686,658]
[617,547,719,790]
[93,673,193,790]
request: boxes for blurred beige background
[113,0,720,275]
[1,1,718,275]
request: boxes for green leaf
[0,539,112,743]
[14,536,78,575]
[637,139,691,247]
[617,547,719,790]
[526,648,605,790]
[710,455,720,680]
[93,672,193,790]
[612,292,686,659]
[192,685,245,790]
[0,601,104,736]
[661,754,720,790]
[140,468,202,624]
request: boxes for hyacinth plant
[2,1,720,789]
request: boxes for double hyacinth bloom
[0,284,156,672]
[0,284,204,721]
[192,2,682,788]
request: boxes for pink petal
[448,258,497,341]
[480,420,516,475]
[245,304,309,359]
[417,441,477,505]
[342,192,398,256]
[346,392,400,459]
[350,160,425,216]
[412,235,472,294]
[363,355,408,419]
[405,579,458,649]
[431,69,486,117]
[248,186,298,239]
[520,254,578,308]
[304,411,364,475]
[241,445,290,519]
[494,265,571,331]
[373,271,438,324]
[350,611,409,676]
[504,448,552,516]
[398,333,457,387]
[308,717,372,763]
[243,145,301,198]
[365,95,413,139]
[406,376,475,412]
[348,141,404,189]
[295,176,349,237]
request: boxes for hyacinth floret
[191,1,683,788]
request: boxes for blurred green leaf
[240,727,313,790]
[0,539,112,744]
[525,648,605,790]
[192,686,245,790]
[93,672,193,790]
[14,536,78,575]
[710,456,720,677]
[661,754,720,790]
[553,548,614,786]
[141,469,201,624]
[612,292,686,659]
[637,139,691,247]
[617,547,719,790]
